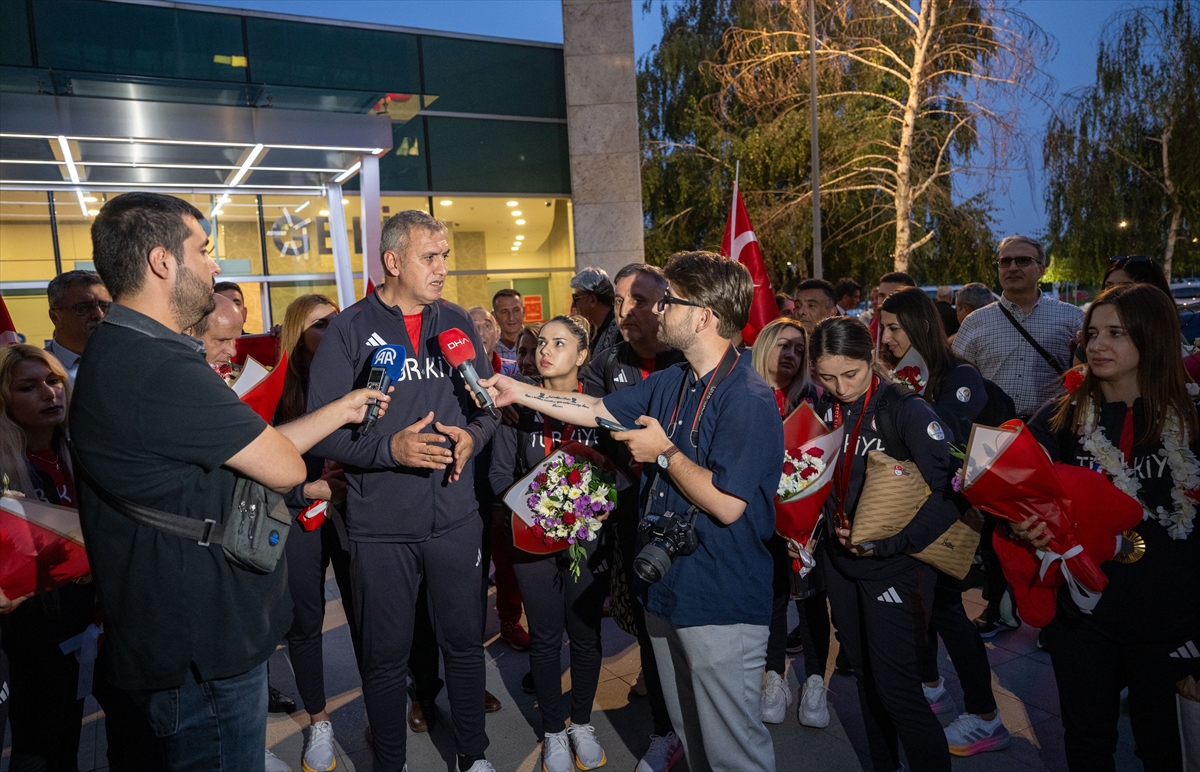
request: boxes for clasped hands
[390,411,474,482]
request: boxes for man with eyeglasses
[46,270,111,388]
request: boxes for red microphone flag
[720,173,779,345]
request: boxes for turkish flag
[720,178,779,345]
[0,295,19,345]
[365,278,376,297]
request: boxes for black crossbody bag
[69,438,291,574]
[997,303,1065,375]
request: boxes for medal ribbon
[832,375,878,526]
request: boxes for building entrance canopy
[0,91,392,308]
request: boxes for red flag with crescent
[720,175,779,344]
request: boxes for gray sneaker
[567,723,607,770]
[541,729,572,772]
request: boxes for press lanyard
[832,375,878,528]
[667,346,740,448]
[543,382,582,457]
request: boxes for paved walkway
[17,578,1144,772]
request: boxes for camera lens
[634,542,673,584]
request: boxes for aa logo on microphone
[373,348,397,366]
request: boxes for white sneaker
[636,732,683,772]
[798,673,830,728]
[922,677,958,724]
[541,729,573,772]
[760,670,792,724]
[456,760,496,772]
[567,723,607,770]
[301,720,336,772]
[944,712,1011,756]
[265,749,292,772]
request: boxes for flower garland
[1078,397,1199,540]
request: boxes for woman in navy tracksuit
[1018,284,1200,772]
[490,316,610,772]
[811,316,959,772]
[878,287,1009,757]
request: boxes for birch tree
[711,0,1050,272]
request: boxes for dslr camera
[634,508,699,584]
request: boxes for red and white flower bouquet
[775,403,845,575]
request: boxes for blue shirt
[603,353,782,627]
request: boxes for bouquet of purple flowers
[521,446,618,579]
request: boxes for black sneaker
[267,685,296,714]
[972,606,1018,638]
[785,625,805,655]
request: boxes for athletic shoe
[760,670,792,724]
[265,749,292,772]
[944,712,1012,756]
[457,759,497,772]
[636,732,683,772]
[972,606,1019,638]
[302,720,337,772]
[628,669,648,698]
[541,729,573,772]
[501,622,531,651]
[785,625,805,654]
[269,685,297,714]
[567,722,607,770]
[798,674,830,728]
[922,677,958,724]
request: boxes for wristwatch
[657,445,681,470]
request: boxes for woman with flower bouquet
[879,287,1011,757]
[1014,284,1200,772]
[489,315,614,772]
[750,319,831,727]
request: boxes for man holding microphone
[307,210,498,772]
[480,251,783,772]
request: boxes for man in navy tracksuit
[308,210,499,772]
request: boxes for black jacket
[307,293,498,542]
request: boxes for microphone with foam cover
[438,328,500,419]
[361,344,407,436]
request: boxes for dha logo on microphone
[446,337,468,350]
[373,347,398,366]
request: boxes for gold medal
[1113,529,1146,564]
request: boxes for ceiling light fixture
[506,201,518,207]
[511,246,519,251]
[228,143,264,186]
[511,210,522,216]
[87,208,99,216]
[295,200,310,213]
[333,161,362,184]
[515,219,525,225]
[83,196,97,202]
[440,200,453,206]
[319,209,330,216]
[516,235,525,241]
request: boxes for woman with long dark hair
[810,316,959,772]
[490,316,610,772]
[879,288,1010,756]
[1015,283,1199,772]
[275,294,360,772]
[1102,255,1171,295]
[750,319,832,727]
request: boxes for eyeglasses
[570,293,590,305]
[655,293,719,317]
[53,300,111,316]
[996,256,1041,269]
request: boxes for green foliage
[1043,0,1200,282]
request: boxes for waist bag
[69,440,290,574]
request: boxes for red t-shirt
[27,449,76,507]
[404,313,422,357]
[638,356,656,381]
[773,388,788,417]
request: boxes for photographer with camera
[480,251,783,772]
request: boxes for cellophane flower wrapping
[522,448,617,580]
[775,403,844,569]
[0,495,90,598]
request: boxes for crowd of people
[0,193,1196,772]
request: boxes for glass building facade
[0,0,574,342]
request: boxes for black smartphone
[596,417,639,433]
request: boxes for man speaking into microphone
[307,210,499,772]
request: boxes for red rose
[531,524,546,539]
[535,473,548,485]
[564,512,577,525]
[1063,369,1085,393]
[568,469,583,486]
[800,466,817,480]
[543,536,557,546]
[783,462,796,475]
[808,447,824,459]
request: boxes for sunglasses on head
[1109,254,1153,265]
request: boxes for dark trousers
[824,556,951,772]
[979,514,1008,611]
[284,516,361,715]
[409,582,444,702]
[918,571,997,715]
[1044,619,1199,772]
[489,512,524,628]
[350,520,488,771]
[617,507,674,736]
[794,594,831,679]
[765,537,831,679]
[511,538,606,735]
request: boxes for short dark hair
[614,263,667,294]
[878,271,916,287]
[47,270,104,309]
[775,292,793,307]
[833,278,861,301]
[492,288,522,306]
[810,315,874,364]
[91,192,205,301]
[213,281,243,298]
[662,251,752,339]
[797,278,837,308]
[955,282,994,312]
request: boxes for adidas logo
[1169,640,1198,659]
[614,371,629,383]
[876,587,903,604]
[365,333,387,347]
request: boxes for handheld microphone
[361,344,407,436]
[438,328,500,419]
